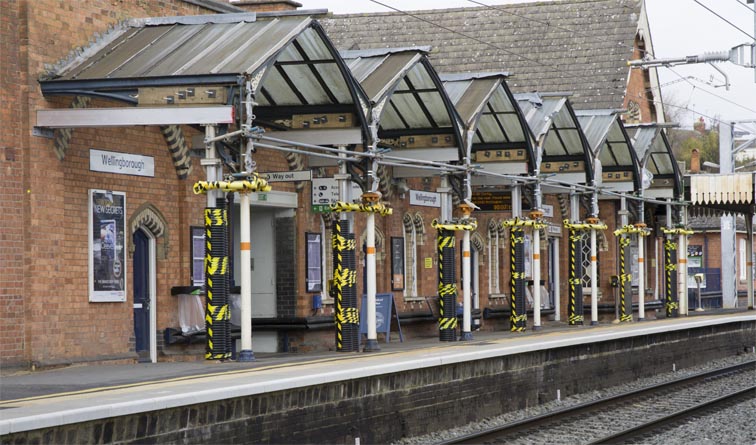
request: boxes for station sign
[311,178,362,213]
[409,190,441,208]
[90,149,154,177]
[259,170,312,182]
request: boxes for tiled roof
[321,0,642,110]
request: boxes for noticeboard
[359,293,403,343]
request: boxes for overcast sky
[297,0,756,130]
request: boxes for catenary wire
[693,0,755,41]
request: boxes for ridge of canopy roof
[339,46,431,59]
[439,71,511,82]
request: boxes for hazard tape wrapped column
[431,218,477,341]
[501,217,545,332]
[661,227,694,318]
[330,199,392,352]
[563,219,608,325]
[204,207,231,360]
[194,175,271,361]
[613,224,652,323]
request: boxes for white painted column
[638,234,645,321]
[553,238,561,322]
[748,214,755,310]
[238,192,254,361]
[590,228,598,325]
[461,229,473,340]
[533,227,542,330]
[364,212,379,351]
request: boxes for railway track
[440,360,756,445]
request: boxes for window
[402,214,416,296]
[306,232,323,292]
[739,238,747,281]
[580,232,601,289]
[391,237,405,291]
[488,220,501,294]
[190,226,205,287]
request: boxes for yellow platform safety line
[193,176,272,195]
[329,201,393,216]
[431,218,478,232]
[614,224,652,237]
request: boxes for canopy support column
[748,213,755,310]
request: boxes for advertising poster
[89,190,126,302]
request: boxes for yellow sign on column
[424,257,433,269]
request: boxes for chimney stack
[228,0,302,12]
[690,148,700,174]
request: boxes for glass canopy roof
[340,47,462,161]
[39,14,366,132]
[515,93,593,184]
[576,109,640,191]
[626,124,682,198]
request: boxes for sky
[296,0,756,131]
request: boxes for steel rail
[588,384,756,444]
[440,360,755,445]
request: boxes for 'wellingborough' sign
[90,149,154,177]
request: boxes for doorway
[132,228,156,363]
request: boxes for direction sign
[311,178,362,212]
[259,170,312,182]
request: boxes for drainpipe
[748,213,755,310]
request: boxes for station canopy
[515,93,594,190]
[576,109,640,195]
[626,124,682,200]
[38,12,368,147]
[340,47,463,177]
[441,72,535,186]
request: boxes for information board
[359,293,403,343]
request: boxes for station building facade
[3,0,676,368]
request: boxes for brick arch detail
[128,203,169,260]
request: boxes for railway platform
[1,311,755,443]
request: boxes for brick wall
[6,320,754,444]
[1,0,29,367]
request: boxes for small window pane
[306,233,323,293]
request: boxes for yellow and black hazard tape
[204,208,227,226]
[439,317,458,330]
[431,218,478,231]
[568,314,584,324]
[329,201,393,216]
[193,176,272,194]
[501,217,546,230]
[662,227,694,236]
[620,314,633,322]
[614,224,652,236]
[511,313,527,332]
[439,283,457,297]
[666,301,679,311]
[563,219,608,231]
[343,307,359,324]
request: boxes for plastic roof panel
[626,125,682,198]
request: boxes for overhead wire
[693,0,755,41]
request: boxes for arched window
[487,219,501,294]
[403,213,418,298]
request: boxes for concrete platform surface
[1,312,755,435]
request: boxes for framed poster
[305,232,323,293]
[89,190,126,302]
[391,237,405,291]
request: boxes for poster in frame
[89,189,127,302]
